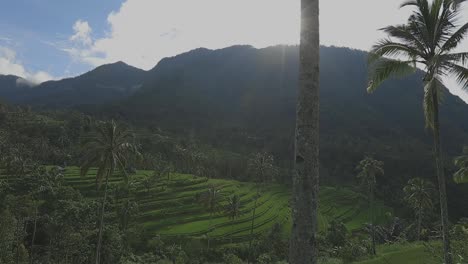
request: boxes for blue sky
[0,0,123,79]
[0,0,467,101]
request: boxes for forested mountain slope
[1,45,467,214]
[100,45,468,214]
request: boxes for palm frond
[401,0,419,8]
[441,22,468,52]
[448,0,468,10]
[80,155,97,178]
[80,120,140,190]
[95,163,108,189]
[442,52,468,66]
[370,39,424,63]
[447,63,468,90]
[454,146,468,183]
[368,59,416,93]
[380,25,428,53]
[433,2,458,46]
[454,169,468,183]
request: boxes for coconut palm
[80,120,139,264]
[247,152,275,262]
[290,0,320,263]
[140,175,155,195]
[357,156,384,255]
[454,146,468,183]
[225,194,242,242]
[198,185,223,249]
[367,1,468,262]
[403,178,434,240]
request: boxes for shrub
[337,239,369,262]
[326,220,348,247]
[223,252,244,264]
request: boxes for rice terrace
[14,167,390,243]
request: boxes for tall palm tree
[198,185,223,249]
[290,0,320,263]
[225,194,242,243]
[247,152,275,262]
[454,146,468,183]
[357,156,384,255]
[80,120,139,264]
[367,1,468,262]
[403,178,434,240]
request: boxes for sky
[0,0,467,101]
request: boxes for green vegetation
[368,0,468,262]
[0,0,467,261]
[403,178,435,241]
[45,167,391,244]
[353,243,435,264]
[454,146,468,184]
[356,156,384,255]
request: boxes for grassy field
[2,166,392,245]
[353,242,438,264]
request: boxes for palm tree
[290,0,320,263]
[80,120,139,264]
[140,175,155,195]
[225,194,242,243]
[454,146,468,183]
[367,1,468,262]
[247,152,275,262]
[357,156,384,255]
[403,178,434,240]
[198,185,223,249]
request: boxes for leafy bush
[326,220,348,247]
[336,239,369,262]
[223,252,244,264]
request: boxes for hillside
[101,45,468,214]
[1,45,468,216]
[0,75,32,102]
[1,61,147,106]
[15,166,389,245]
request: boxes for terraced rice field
[353,242,437,264]
[3,166,392,245]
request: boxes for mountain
[1,45,467,213]
[109,45,468,156]
[0,75,34,102]
[93,45,468,214]
[0,61,147,107]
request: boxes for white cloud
[0,46,54,85]
[70,20,93,46]
[64,0,467,101]
[65,0,300,69]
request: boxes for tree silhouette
[368,1,468,262]
[454,146,468,183]
[197,185,223,249]
[80,120,139,264]
[403,177,434,240]
[225,194,242,243]
[357,156,384,255]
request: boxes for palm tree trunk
[15,218,21,264]
[207,211,213,250]
[417,199,422,241]
[432,92,452,264]
[370,182,376,255]
[248,191,259,263]
[230,220,235,244]
[30,206,38,264]
[290,0,320,263]
[95,168,112,264]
